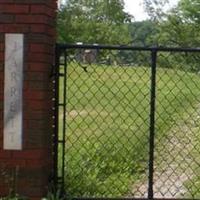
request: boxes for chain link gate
[53,44,200,200]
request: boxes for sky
[59,0,180,21]
[124,0,180,21]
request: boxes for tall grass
[59,63,200,198]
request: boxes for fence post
[0,1,57,199]
[148,49,157,200]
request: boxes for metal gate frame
[52,43,200,200]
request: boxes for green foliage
[178,0,200,23]
[57,0,132,44]
[128,20,157,46]
[143,0,200,72]
[146,0,200,47]
[143,0,169,21]
[42,190,64,200]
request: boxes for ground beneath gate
[131,103,200,198]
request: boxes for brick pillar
[0,1,57,199]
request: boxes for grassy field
[58,63,200,198]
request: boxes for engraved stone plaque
[4,34,24,150]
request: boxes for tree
[178,0,200,23]
[128,20,157,46]
[57,0,133,44]
[156,0,200,47]
[143,0,200,47]
[143,0,169,21]
[142,0,200,72]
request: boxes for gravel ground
[130,105,200,198]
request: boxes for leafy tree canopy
[57,0,133,44]
[143,0,200,47]
[128,20,157,46]
[143,0,169,21]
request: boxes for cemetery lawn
[58,64,200,197]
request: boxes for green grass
[58,63,200,198]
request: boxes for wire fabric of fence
[54,45,200,200]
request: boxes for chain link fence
[54,44,200,199]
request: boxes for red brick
[28,62,50,72]
[30,43,48,53]
[0,1,57,199]
[26,100,47,110]
[0,43,4,52]
[25,71,48,81]
[47,26,56,36]
[31,5,55,17]
[28,53,53,63]
[27,33,55,45]
[18,186,46,199]
[27,81,49,91]
[0,34,4,42]
[26,159,46,168]
[30,24,47,33]
[0,186,9,196]
[28,120,47,130]
[0,52,4,61]
[24,90,46,100]
[15,15,48,24]
[1,159,26,167]
[12,149,47,159]
[0,24,29,33]
[0,5,29,14]
[31,5,46,13]
[0,14,14,23]
[0,0,13,2]
[24,110,48,120]
[0,150,12,158]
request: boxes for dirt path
[130,104,200,198]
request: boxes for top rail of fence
[57,43,200,53]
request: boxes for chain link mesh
[56,46,200,199]
[154,52,200,199]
